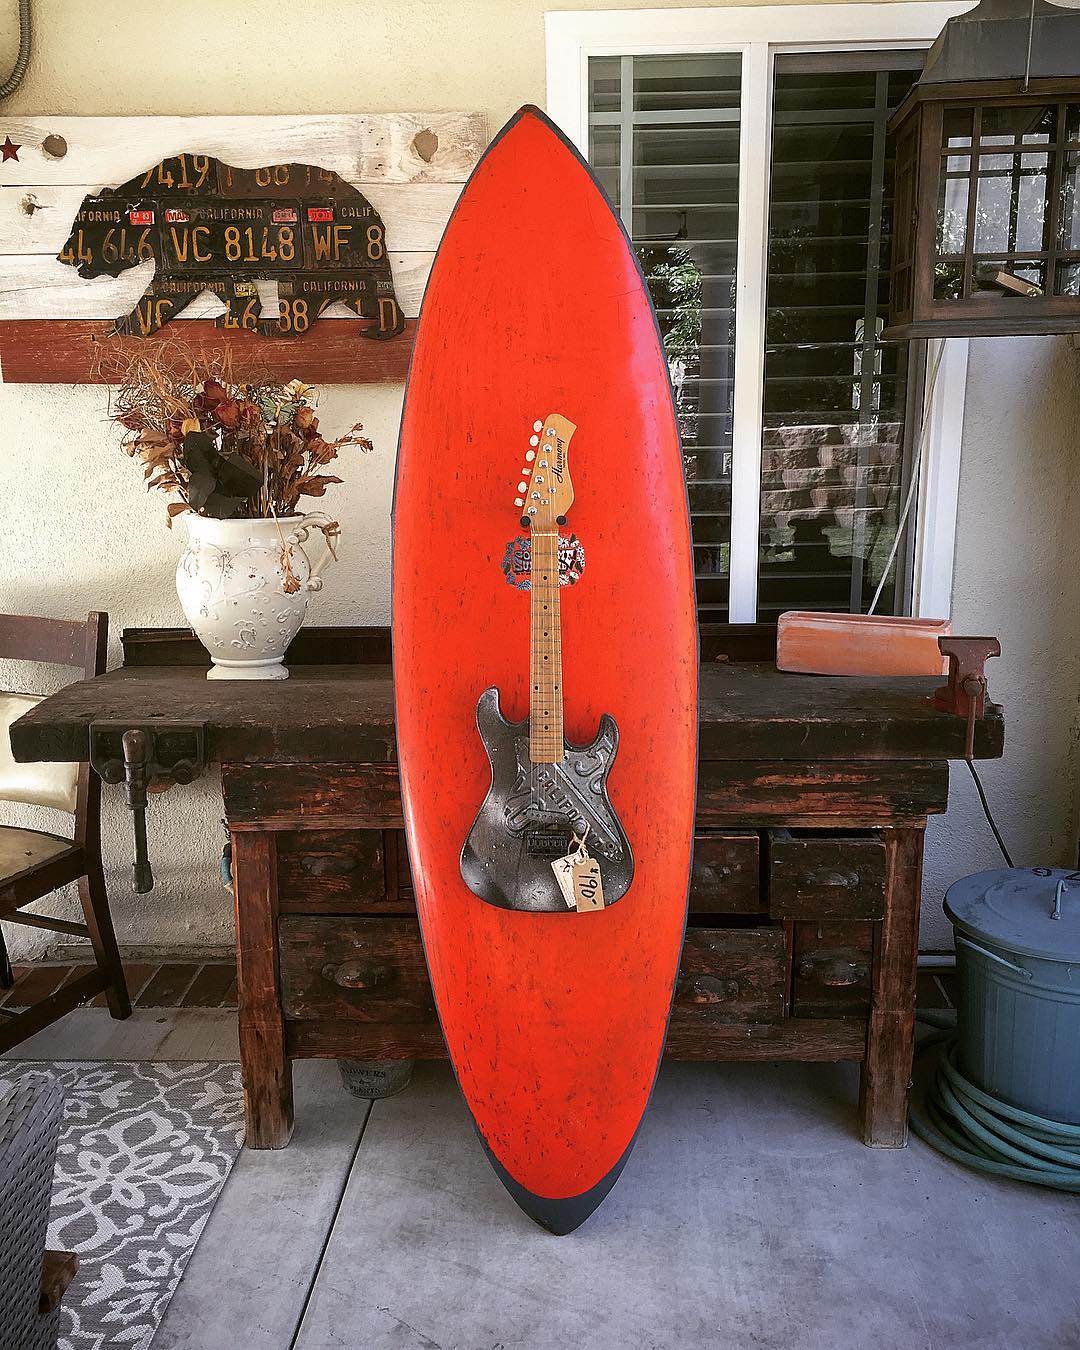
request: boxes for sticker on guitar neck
[501,534,586,590]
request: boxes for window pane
[588,53,741,622]
[974,151,1050,255]
[759,57,921,620]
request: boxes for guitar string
[533,529,561,760]
[530,524,563,819]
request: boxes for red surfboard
[393,106,697,1231]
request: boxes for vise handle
[89,720,206,893]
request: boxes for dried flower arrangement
[100,339,373,527]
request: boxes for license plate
[160,204,304,273]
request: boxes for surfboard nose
[483,1139,634,1234]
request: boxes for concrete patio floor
[8,1010,1079,1350]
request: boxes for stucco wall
[1,0,1077,958]
[921,335,1080,946]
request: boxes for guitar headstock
[513,413,576,530]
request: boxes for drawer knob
[797,956,869,987]
[677,974,741,1005]
[323,960,387,991]
[302,853,359,877]
[805,868,860,889]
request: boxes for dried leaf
[296,474,344,497]
[213,398,241,429]
[105,344,370,519]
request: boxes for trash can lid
[944,868,1080,963]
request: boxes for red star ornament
[1,137,20,162]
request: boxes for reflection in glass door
[758,53,922,619]
[589,54,742,622]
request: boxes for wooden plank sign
[0,113,485,383]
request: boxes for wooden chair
[0,613,130,1052]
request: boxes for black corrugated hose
[0,0,31,102]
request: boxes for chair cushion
[0,693,79,814]
[0,826,79,890]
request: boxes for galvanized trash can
[337,1059,413,1100]
[944,868,1080,1124]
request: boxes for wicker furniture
[0,612,130,1051]
[0,1073,77,1350]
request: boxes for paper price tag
[572,857,605,911]
[551,854,579,909]
[551,823,605,912]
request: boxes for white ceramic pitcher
[176,512,338,680]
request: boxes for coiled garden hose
[909,1011,1080,1193]
[0,0,31,102]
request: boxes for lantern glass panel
[934,260,965,299]
[1059,150,1080,250]
[1057,262,1080,295]
[974,151,1050,255]
[937,154,970,256]
[979,104,1056,146]
[943,108,973,147]
[1067,106,1080,143]
[975,258,1047,295]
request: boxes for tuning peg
[530,435,540,447]
[517,481,527,492]
[515,497,525,508]
[525,449,536,461]
[533,420,543,432]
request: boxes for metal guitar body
[461,687,633,912]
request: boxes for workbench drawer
[792,921,874,1017]
[767,830,886,920]
[689,832,761,914]
[669,925,786,1032]
[279,916,436,1021]
[276,830,394,914]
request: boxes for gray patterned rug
[0,1061,244,1350]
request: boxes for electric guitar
[460,414,633,912]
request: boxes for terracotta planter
[777,611,952,677]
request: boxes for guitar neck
[529,528,564,763]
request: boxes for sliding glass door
[587,46,924,623]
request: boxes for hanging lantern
[885,0,1080,338]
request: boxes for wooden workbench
[11,628,1003,1151]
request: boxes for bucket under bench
[9,626,1004,1151]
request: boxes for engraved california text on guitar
[460,414,633,913]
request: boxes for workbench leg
[232,831,294,1149]
[859,826,923,1148]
